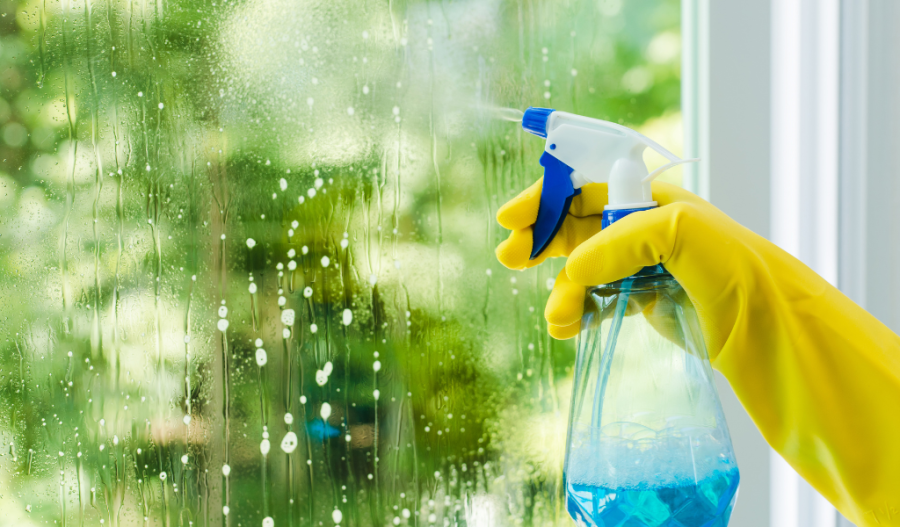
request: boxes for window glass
[0,0,680,524]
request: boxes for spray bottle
[521,107,740,526]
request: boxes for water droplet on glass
[280,432,298,453]
[255,349,268,367]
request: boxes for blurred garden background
[0,0,682,524]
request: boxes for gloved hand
[496,179,900,527]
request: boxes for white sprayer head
[520,107,698,257]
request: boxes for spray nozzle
[521,107,698,259]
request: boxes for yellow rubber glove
[496,179,900,526]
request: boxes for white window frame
[682,0,900,525]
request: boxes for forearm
[713,269,900,526]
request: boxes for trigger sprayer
[521,107,698,259]
[520,109,741,527]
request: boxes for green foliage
[0,0,680,525]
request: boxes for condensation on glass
[0,0,680,525]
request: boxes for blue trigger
[530,151,580,259]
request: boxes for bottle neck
[601,205,656,229]
[600,205,670,281]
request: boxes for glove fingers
[496,215,604,270]
[548,320,580,340]
[496,179,610,231]
[496,179,543,230]
[545,268,586,327]
[566,204,681,286]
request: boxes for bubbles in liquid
[321,256,330,268]
[303,287,313,298]
[281,309,295,325]
[246,238,256,249]
[217,319,229,332]
[263,517,274,527]
[373,361,381,372]
[223,506,230,516]
[260,439,271,456]
[332,510,343,524]
[342,309,353,326]
[320,403,332,420]
[222,464,231,477]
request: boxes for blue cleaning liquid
[566,469,740,527]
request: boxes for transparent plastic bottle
[564,267,740,527]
